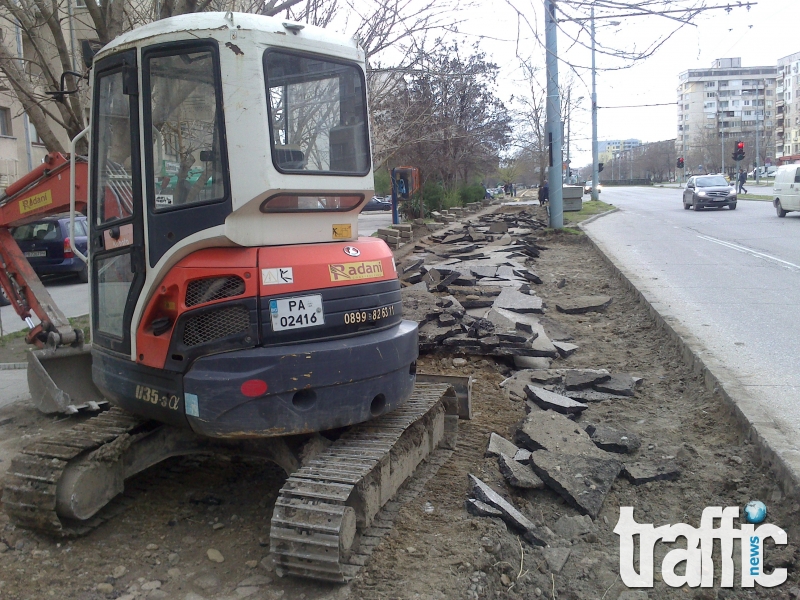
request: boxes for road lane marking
[697,234,800,271]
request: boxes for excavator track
[270,382,457,582]
[2,407,149,537]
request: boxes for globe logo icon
[744,500,767,524]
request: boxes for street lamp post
[545,0,563,228]
[591,7,599,201]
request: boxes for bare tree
[376,42,511,187]
[0,0,461,158]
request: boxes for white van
[773,165,800,217]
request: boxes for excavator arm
[0,152,88,347]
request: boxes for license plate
[269,294,324,332]
[24,250,46,258]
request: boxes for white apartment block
[777,51,800,163]
[677,58,777,174]
[597,139,641,163]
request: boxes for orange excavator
[0,12,462,582]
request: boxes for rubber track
[2,407,149,537]
[270,382,453,582]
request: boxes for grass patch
[563,200,615,224]
[739,194,772,201]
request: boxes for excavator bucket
[27,346,105,414]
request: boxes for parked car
[362,196,392,211]
[683,175,737,211]
[748,166,777,179]
[11,215,89,282]
[772,165,800,217]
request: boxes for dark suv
[11,215,89,282]
[683,175,737,211]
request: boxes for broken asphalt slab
[485,432,519,458]
[555,295,613,315]
[497,454,545,489]
[622,460,681,485]
[514,410,604,458]
[467,475,548,545]
[525,385,588,415]
[584,423,641,454]
[529,450,622,519]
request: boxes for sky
[372,0,800,168]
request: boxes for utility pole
[545,0,563,228]
[565,88,570,183]
[591,7,599,201]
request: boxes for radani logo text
[328,261,384,282]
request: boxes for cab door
[89,50,145,357]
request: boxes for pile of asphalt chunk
[400,211,566,361]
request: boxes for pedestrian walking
[738,169,747,195]
[538,180,549,206]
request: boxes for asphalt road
[584,186,800,443]
[0,211,395,338]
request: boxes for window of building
[744,110,752,116]
[719,81,728,87]
[719,101,729,108]
[732,100,739,107]
[705,81,716,88]
[74,0,86,7]
[706,92,716,98]
[0,107,11,137]
[684,104,689,110]
[28,121,44,145]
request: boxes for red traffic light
[737,141,744,150]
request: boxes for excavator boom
[0,152,88,346]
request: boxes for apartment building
[676,58,777,175]
[777,51,800,164]
[598,139,641,163]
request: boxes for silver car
[683,175,737,211]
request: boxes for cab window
[146,48,227,211]
[264,51,369,175]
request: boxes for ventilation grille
[185,276,245,307]
[183,305,250,347]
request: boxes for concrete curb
[580,221,800,501]
[573,207,618,228]
[0,362,26,371]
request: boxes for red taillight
[241,379,268,397]
[63,237,74,259]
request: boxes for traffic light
[598,162,604,173]
[732,141,745,162]
[677,157,684,169]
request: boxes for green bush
[421,181,444,213]
[373,169,391,196]
[459,184,485,205]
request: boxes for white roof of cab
[94,12,363,63]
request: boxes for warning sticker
[332,224,352,239]
[262,267,294,285]
[328,261,384,282]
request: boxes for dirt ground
[0,204,796,600]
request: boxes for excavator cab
[77,12,417,436]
